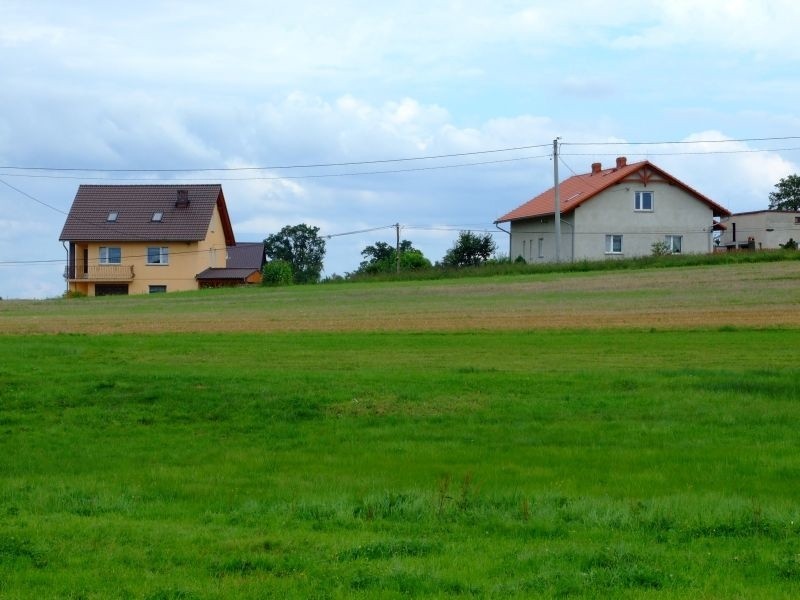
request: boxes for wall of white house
[508,182,715,263]
[508,213,575,263]
[718,212,800,249]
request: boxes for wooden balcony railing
[66,264,135,281]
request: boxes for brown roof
[59,184,235,245]
[225,242,265,270]
[196,242,265,281]
[195,268,258,281]
[495,158,730,223]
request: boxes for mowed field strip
[1,261,800,598]
[3,260,800,334]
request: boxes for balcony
[65,264,135,281]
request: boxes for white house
[718,210,800,250]
[495,157,730,262]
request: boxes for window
[149,285,167,294]
[634,191,653,211]
[537,237,544,258]
[147,247,169,265]
[665,235,682,254]
[794,216,800,224]
[151,211,163,222]
[106,211,118,222]
[605,234,623,254]
[99,247,121,264]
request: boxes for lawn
[1,264,800,598]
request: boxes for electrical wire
[562,136,800,146]
[0,178,69,215]
[0,153,552,182]
[562,147,800,157]
[0,143,552,173]
[324,225,396,239]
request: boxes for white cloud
[610,0,800,56]
[1,2,798,297]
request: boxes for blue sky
[1,0,798,298]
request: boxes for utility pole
[395,222,400,274]
[553,138,561,263]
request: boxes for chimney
[175,189,189,208]
[591,162,602,174]
[615,156,627,169]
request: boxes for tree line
[262,225,499,285]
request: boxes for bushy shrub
[262,260,293,286]
[651,241,671,256]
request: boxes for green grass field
[2,262,800,598]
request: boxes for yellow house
[60,184,237,295]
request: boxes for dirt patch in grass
[2,262,799,334]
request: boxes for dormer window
[107,211,118,222]
[175,189,189,207]
[151,211,163,222]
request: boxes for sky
[1,0,799,298]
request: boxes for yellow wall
[69,205,230,295]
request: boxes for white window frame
[634,191,654,212]
[99,246,121,264]
[147,246,169,265]
[605,234,623,254]
[665,235,682,254]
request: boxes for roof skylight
[107,211,118,222]
[151,211,163,222]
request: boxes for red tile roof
[495,158,730,223]
[59,184,235,245]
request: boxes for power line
[324,225,396,239]
[0,220,510,266]
[2,136,797,176]
[404,225,499,233]
[562,146,800,157]
[562,136,800,146]
[0,143,552,173]
[0,178,68,215]
[0,245,238,266]
[0,154,552,182]
[2,145,796,184]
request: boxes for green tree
[264,224,326,284]
[442,231,497,267]
[768,174,800,211]
[355,240,431,275]
[261,259,293,286]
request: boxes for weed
[776,550,800,580]
[0,534,48,568]
[338,540,439,561]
